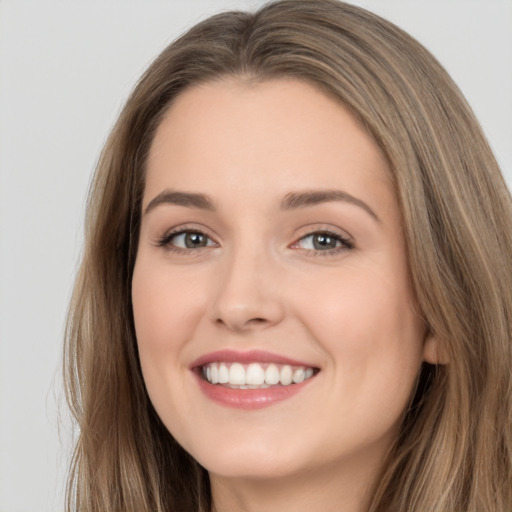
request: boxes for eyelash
[157,228,354,256]
[157,227,216,255]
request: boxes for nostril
[245,317,269,327]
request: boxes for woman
[64,1,512,511]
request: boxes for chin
[185,435,308,480]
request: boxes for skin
[132,78,440,512]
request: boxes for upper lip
[190,349,318,369]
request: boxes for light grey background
[0,1,511,511]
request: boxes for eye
[293,230,353,253]
[158,229,217,251]
[172,231,211,249]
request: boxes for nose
[210,247,285,333]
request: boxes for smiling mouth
[199,362,318,389]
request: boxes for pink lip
[190,349,314,369]
[194,376,313,409]
[190,350,318,410]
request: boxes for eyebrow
[144,188,380,222]
[144,190,216,214]
[280,190,380,222]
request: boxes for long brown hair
[64,1,512,510]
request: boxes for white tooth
[206,365,212,383]
[218,363,229,383]
[246,363,265,385]
[292,368,305,383]
[304,368,314,379]
[265,363,280,385]
[280,365,293,385]
[210,363,219,384]
[229,362,246,385]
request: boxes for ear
[422,333,449,365]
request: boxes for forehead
[144,78,393,210]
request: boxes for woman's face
[132,78,435,484]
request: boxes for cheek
[301,262,416,339]
[299,260,424,398]
[132,258,205,355]
[131,257,208,432]
[131,258,207,424]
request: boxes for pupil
[185,232,206,248]
[313,233,336,250]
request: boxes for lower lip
[194,373,315,409]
